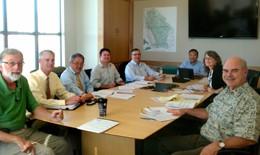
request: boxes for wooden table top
[36,75,212,140]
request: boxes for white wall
[134,0,260,66]
[64,0,100,69]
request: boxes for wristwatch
[218,141,225,148]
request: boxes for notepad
[110,93,135,100]
[42,102,81,110]
[140,106,178,121]
[77,118,119,133]
[92,89,115,98]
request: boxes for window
[8,35,35,74]
[7,0,35,32]
[0,0,63,75]
[0,0,3,32]
[0,35,3,52]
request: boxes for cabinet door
[104,0,133,63]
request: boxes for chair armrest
[217,144,258,155]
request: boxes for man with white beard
[0,48,69,155]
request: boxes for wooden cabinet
[104,0,133,63]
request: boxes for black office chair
[255,88,260,94]
[52,66,66,78]
[217,138,259,155]
[247,69,260,89]
[84,68,92,79]
[117,60,129,82]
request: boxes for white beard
[7,72,21,82]
[8,73,21,82]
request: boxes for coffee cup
[97,98,107,117]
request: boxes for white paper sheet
[92,89,115,98]
[77,118,119,133]
[165,100,197,109]
[110,93,135,100]
[140,107,178,121]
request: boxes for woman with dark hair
[90,48,124,89]
[203,50,226,92]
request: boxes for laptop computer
[172,68,194,83]
[154,82,179,92]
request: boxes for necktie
[76,74,83,91]
[46,77,51,99]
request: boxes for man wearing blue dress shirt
[125,48,164,82]
[60,53,93,102]
[179,49,206,76]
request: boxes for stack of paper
[123,81,152,89]
[92,89,115,98]
[152,94,202,109]
[43,102,81,110]
[180,94,204,100]
[152,94,180,103]
[115,88,134,94]
[140,107,178,121]
[77,118,119,133]
[110,93,135,100]
[186,84,205,92]
[165,100,197,109]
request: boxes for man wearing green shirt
[0,48,68,155]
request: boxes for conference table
[35,75,213,155]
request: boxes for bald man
[158,56,260,155]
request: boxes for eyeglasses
[71,62,84,66]
[1,61,24,67]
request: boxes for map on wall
[143,7,177,52]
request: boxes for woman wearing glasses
[203,50,226,93]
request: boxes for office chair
[247,69,260,89]
[52,66,66,78]
[84,68,92,79]
[217,139,259,155]
[117,60,129,82]
[162,65,177,74]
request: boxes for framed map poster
[143,7,177,52]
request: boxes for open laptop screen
[178,68,194,80]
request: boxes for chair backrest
[117,61,130,82]
[162,65,177,74]
[85,69,92,79]
[52,66,66,78]
[247,69,260,89]
[30,69,37,73]
[217,136,260,155]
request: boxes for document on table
[42,102,81,110]
[92,89,115,98]
[140,106,178,122]
[123,81,152,89]
[165,99,197,109]
[115,88,134,94]
[77,118,119,133]
[180,94,204,100]
[186,84,205,92]
[152,94,180,103]
[110,93,135,100]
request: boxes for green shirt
[201,82,260,142]
[0,74,39,131]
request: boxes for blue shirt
[125,60,159,82]
[60,67,93,95]
[179,59,206,76]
